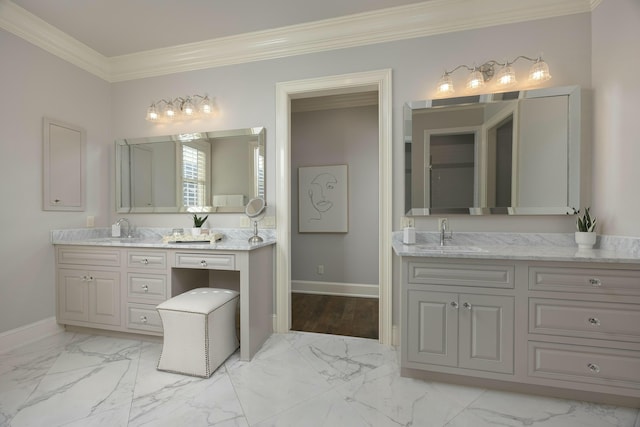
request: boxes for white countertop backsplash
[392,231,640,264]
[51,227,276,251]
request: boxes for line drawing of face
[308,173,337,220]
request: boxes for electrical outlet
[400,216,415,228]
[317,265,324,275]
[86,216,94,227]
[262,216,275,227]
[240,217,251,227]
[438,218,448,231]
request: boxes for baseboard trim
[291,280,378,298]
[0,316,64,353]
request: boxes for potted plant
[572,207,597,249]
[191,214,208,236]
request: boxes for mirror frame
[404,86,583,215]
[115,127,265,214]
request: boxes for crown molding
[1,0,593,82]
[0,0,110,80]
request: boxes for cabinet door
[58,269,89,322]
[88,270,121,326]
[43,118,85,211]
[407,290,458,367]
[458,294,514,374]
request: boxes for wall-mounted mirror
[404,86,583,215]
[116,127,265,213]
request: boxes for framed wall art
[298,164,348,233]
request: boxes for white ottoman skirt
[156,288,240,378]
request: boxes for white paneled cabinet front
[57,268,121,326]
[407,290,514,374]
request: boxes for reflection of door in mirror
[485,117,513,208]
[131,145,153,207]
[427,131,476,208]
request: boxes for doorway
[274,69,393,345]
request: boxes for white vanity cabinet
[399,253,640,406]
[125,249,169,334]
[403,260,515,376]
[56,247,121,327]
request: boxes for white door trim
[275,69,393,345]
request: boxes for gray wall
[5,7,637,333]
[291,105,379,285]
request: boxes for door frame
[275,69,393,344]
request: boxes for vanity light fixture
[145,94,217,123]
[436,55,551,96]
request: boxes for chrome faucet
[116,218,132,238]
[440,219,453,246]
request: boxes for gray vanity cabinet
[406,289,514,374]
[56,247,122,327]
[403,259,515,375]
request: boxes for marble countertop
[51,227,276,251]
[392,232,640,264]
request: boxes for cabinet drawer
[127,251,166,269]
[175,253,235,270]
[57,247,120,267]
[529,341,640,389]
[408,261,514,289]
[529,266,640,296]
[127,303,163,333]
[529,298,640,342]
[127,273,167,301]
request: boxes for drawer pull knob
[200,260,208,267]
[450,301,459,309]
[588,317,600,326]
[141,258,149,265]
[589,278,601,287]
[462,302,472,310]
[142,284,149,292]
[587,363,600,373]
[140,315,148,323]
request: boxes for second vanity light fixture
[145,94,217,123]
[436,54,552,96]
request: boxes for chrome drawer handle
[142,284,149,292]
[588,317,600,326]
[589,278,601,287]
[587,363,600,373]
[200,260,208,267]
[462,302,472,310]
[140,258,149,265]
[450,301,459,309]
[140,315,148,323]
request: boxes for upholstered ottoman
[156,288,239,378]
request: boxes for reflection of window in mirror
[181,141,210,207]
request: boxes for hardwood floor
[291,293,378,339]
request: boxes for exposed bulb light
[435,54,551,96]
[145,93,217,123]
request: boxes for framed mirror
[404,86,583,215]
[116,127,265,213]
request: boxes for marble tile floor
[1,331,639,427]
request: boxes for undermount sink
[91,237,145,243]
[416,244,486,253]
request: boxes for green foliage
[571,207,596,232]
[192,214,208,228]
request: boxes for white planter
[575,231,596,250]
[191,227,201,236]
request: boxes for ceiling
[10,0,430,57]
[2,0,596,82]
